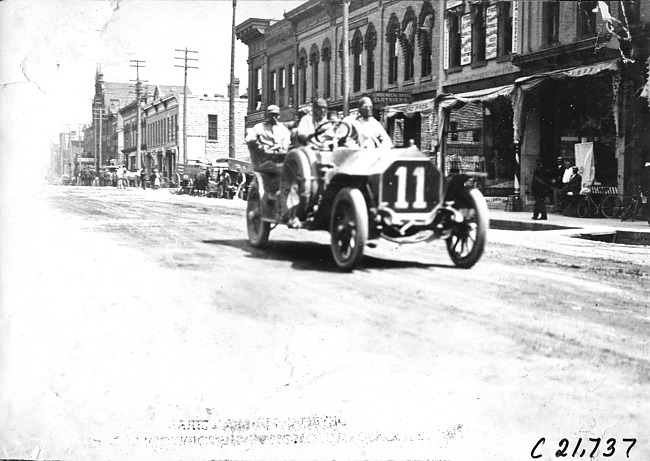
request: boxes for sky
[0,0,303,179]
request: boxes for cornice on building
[236,18,274,45]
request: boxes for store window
[365,24,377,89]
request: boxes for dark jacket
[532,165,552,196]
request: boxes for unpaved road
[1,186,648,460]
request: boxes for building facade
[141,86,248,178]
[237,0,650,204]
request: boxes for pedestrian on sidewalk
[139,167,147,190]
[531,159,550,220]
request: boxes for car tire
[247,185,271,247]
[446,187,488,269]
[280,148,318,222]
[330,187,368,271]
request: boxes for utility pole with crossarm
[175,48,198,171]
[130,59,146,171]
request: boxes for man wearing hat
[245,105,291,163]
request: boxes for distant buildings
[53,67,248,180]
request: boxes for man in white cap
[245,105,291,159]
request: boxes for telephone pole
[93,105,104,172]
[175,48,198,170]
[130,59,146,171]
[342,0,350,116]
[229,0,237,159]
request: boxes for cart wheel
[446,187,488,269]
[247,186,270,247]
[330,188,368,271]
[576,196,592,218]
[600,195,621,218]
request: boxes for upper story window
[578,1,598,38]
[352,29,364,93]
[208,115,217,141]
[447,11,462,69]
[387,14,400,84]
[269,70,276,106]
[322,40,332,99]
[365,24,377,89]
[298,51,308,105]
[253,67,262,111]
[288,64,295,106]
[417,2,434,77]
[310,44,320,99]
[497,1,513,56]
[543,0,560,46]
[278,68,285,107]
[400,8,416,82]
[472,2,486,63]
[618,0,640,26]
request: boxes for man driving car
[295,98,332,146]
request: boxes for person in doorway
[342,97,393,149]
[553,158,573,211]
[139,166,147,190]
[558,166,583,213]
[531,159,551,220]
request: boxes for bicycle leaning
[576,186,621,218]
[620,186,648,222]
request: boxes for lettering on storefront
[368,92,411,105]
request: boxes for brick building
[141,84,248,178]
[237,0,650,203]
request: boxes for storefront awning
[512,58,620,141]
[384,98,435,118]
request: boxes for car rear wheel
[246,186,270,247]
[330,188,368,271]
[446,188,488,269]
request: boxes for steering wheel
[312,120,351,145]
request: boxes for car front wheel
[330,188,368,271]
[446,187,488,269]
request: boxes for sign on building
[369,91,412,105]
[485,5,498,60]
[512,1,519,54]
[460,14,472,66]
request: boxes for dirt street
[1,186,648,460]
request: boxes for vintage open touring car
[245,120,489,271]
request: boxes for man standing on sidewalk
[531,159,551,220]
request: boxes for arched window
[298,49,308,104]
[322,39,332,99]
[418,2,434,77]
[309,43,320,99]
[365,24,377,89]
[351,29,364,93]
[400,8,416,81]
[386,14,400,84]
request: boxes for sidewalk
[489,208,650,233]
